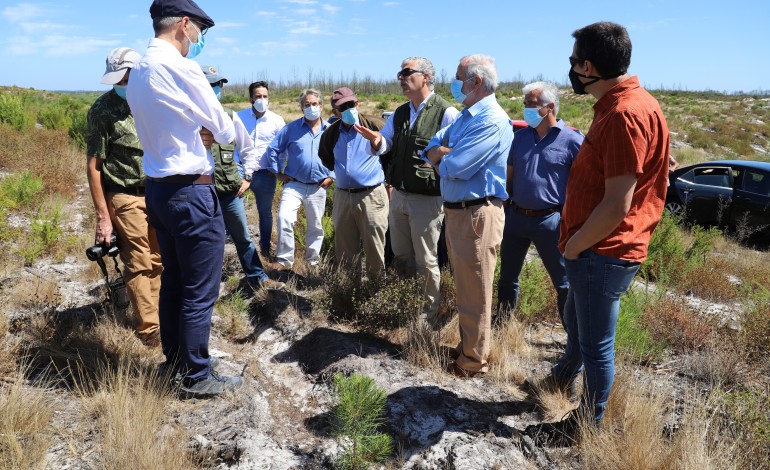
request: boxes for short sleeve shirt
[86,89,145,188]
[559,77,670,262]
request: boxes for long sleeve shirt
[266,117,334,183]
[126,38,234,178]
[333,121,385,189]
[234,108,285,175]
[373,92,460,156]
[424,94,513,203]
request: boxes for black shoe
[160,357,220,384]
[524,412,581,447]
[179,371,243,398]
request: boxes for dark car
[666,159,770,237]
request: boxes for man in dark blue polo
[497,81,583,324]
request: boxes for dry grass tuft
[0,367,57,470]
[214,289,253,341]
[79,360,192,469]
[488,316,530,389]
[679,257,740,302]
[682,338,746,388]
[8,276,62,311]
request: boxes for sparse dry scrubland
[1,84,769,469]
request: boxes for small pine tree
[330,373,393,469]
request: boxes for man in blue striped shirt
[424,54,513,378]
[266,88,334,270]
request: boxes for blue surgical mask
[450,78,467,104]
[341,108,358,125]
[185,24,205,59]
[113,85,127,100]
[523,107,545,128]
[303,105,321,121]
[212,85,221,101]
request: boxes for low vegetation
[1,83,769,468]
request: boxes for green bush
[615,289,666,361]
[0,171,45,209]
[38,107,72,131]
[331,373,393,469]
[515,258,557,321]
[17,197,64,266]
[0,93,33,130]
[67,109,89,150]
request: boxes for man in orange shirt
[526,21,669,444]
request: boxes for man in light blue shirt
[425,54,513,378]
[267,88,334,270]
[319,87,388,278]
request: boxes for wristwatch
[244,173,252,182]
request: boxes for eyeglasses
[397,68,424,80]
[568,56,583,67]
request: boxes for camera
[86,234,120,261]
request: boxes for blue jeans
[145,180,223,384]
[250,170,277,254]
[497,208,568,318]
[219,191,268,284]
[552,249,640,423]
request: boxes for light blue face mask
[450,78,467,104]
[523,107,545,128]
[113,85,127,100]
[185,23,205,59]
[341,107,358,125]
[212,85,221,101]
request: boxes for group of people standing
[85,0,670,444]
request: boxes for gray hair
[299,88,323,108]
[522,81,560,116]
[401,56,436,91]
[152,16,183,35]
[461,54,498,93]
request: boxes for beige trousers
[445,199,504,373]
[107,192,162,339]
[389,190,444,316]
[332,184,389,279]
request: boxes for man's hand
[563,238,580,260]
[353,124,382,151]
[95,217,113,246]
[200,128,214,149]
[320,177,333,189]
[236,179,250,197]
[426,145,451,166]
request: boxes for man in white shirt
[235,81,285,259]
[127,0,241,398]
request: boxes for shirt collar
[410,92,435,114]
[466,93,496,117]
[147,37,180,55]
[593,76,640,114]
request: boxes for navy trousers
[146,180,224,383]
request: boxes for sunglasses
[397,68,424,80]
[336,101,356,112]
[568,56,583,67]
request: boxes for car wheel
[665,201,684,217]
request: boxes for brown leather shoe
[140,330,161,348]
[445,362,483,378]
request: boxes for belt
[443,196,498,209]
[513,204,561,217]
[105,184,144,195]
[147,174,213,185]
[287,176,322,185]
[338,183,380,194]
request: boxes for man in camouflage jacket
[86,47,161,347]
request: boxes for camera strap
[95,255,124,306]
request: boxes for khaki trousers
[445,199,504,373]
[389,190,444,316]
[332,184,389,279]
[107,192,162,339]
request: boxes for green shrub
[0,93,33,130]
[615,289,666,361]
[38,107,72,131]
[514,258,557,322]
[738,282,770,361]
[17,197,64,266]
[67,108,89,150]
[0,171,45,209]
[330,373,393,469]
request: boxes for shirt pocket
[542,148,570,166]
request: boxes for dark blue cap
[149,0,215,29]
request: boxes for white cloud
[321,4,340,14]
[286,20,335,35]
[216,37,238,46]
[216,22,247,29]
[2,3,46,22]
[285,0,318,4]
[8,34,119,56]
[256,11,277,16]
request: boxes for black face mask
[569,68,601,95]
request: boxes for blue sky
[1,0,768,93]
